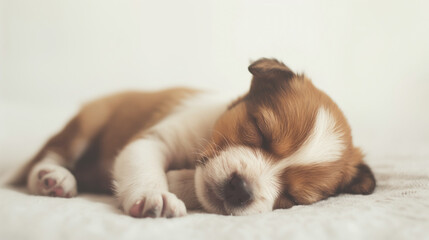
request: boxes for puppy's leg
[114,138,187,218]
[26,116,83,198]
[25,99,112,197]
[167,169,201,210]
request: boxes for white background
[1,0,429,165]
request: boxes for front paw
[127,191,186,218]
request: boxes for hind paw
[28,164,78,198]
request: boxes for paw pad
[28,164,78,198]
[127,192,186,218]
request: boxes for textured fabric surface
[1,104,428,240]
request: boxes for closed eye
[250,115,270,150]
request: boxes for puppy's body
[15,59,375,218]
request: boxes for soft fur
[12,58,375,218]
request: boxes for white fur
[27,151,77,197]
[145,93,230,168]
[40,151,66,166]
[274,107,345,171]
[195,146,280,215]
[113,93,230,217]
[69,138,89,166]
[113,138,182,217]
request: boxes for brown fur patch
[342,163,376,195]
[277,163,346,205]
[273,147,374,208]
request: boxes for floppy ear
[342,163,376,195]
[247,58,295,98]
[248,58,294,78]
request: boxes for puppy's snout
[224,174,253,206]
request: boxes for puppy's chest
[148,95,229,168]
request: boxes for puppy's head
[195,58,375,215]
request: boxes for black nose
[224,174,253,206]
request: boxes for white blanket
[1,104,428,240]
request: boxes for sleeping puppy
[13,58,375,218]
